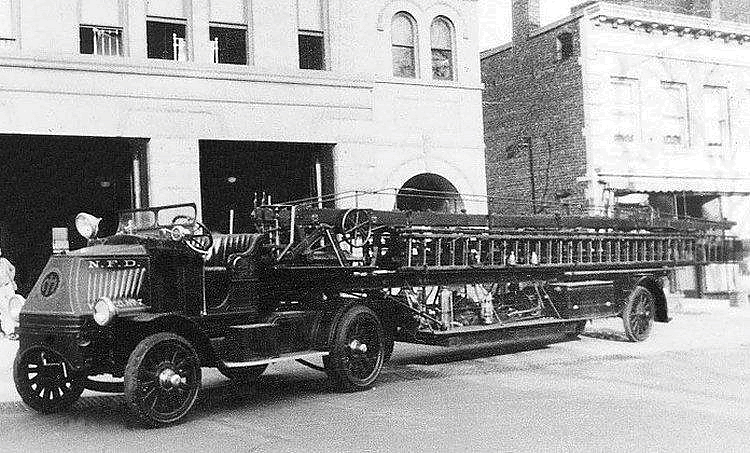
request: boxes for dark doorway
[199,141,333,233]
[397,173,463,213]
[0,135,135,294]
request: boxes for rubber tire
[622,286,655,342]
[217,364,268,383]
[13,347,84,413]
[124,332,201,428]
[324,304,385,392]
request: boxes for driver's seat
[204,233,262,270]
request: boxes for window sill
[376,76,482,90]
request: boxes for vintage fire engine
[12,195,741,427]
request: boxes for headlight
[75,212,102,240]
[8,294,25,323]
[93,297,117,326]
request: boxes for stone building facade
[0,0,487,292]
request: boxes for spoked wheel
[340,209,373,247]
[217,364,268,383]
[623,286,655,342]
[124,333,201,428]
[14,346,84,413]
[325,305,384,392]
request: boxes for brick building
[481,0,750,294]
[482,0,750,227]
[0,0,487,293]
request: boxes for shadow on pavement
[581,328,630,342]
[389,340,560,366]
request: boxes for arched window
[391,12,416,78]
[431,16,454,80]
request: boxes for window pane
[661,83,688,147]
[210,26,247,65]
[298,0,323,32]
[80,26,123,56]
[147,0,185,19]
[299,33,325,70]
[432,49,452,80]
[392,46,415,78]
[391,13,414,46]
[430,17,452,50]
[704,86,728,147]
[79,26,94,54]
[556,33,574,60]
[80,0,120,27]
[210,0,245,24]
[147,21,186,60]
[0,0,13,38]
[611,78,639,143]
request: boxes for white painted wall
[0,0,487,214]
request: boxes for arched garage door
[396,173,463,213]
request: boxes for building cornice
[583,1,750,44]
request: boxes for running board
[221,350,329,368]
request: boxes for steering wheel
[340,209,373,247]
[171,221,213,255]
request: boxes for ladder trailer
[12,197,741,426]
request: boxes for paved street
[1,299,749,453]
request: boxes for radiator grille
[86,268,146,302]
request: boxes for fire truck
[11,193,741,427]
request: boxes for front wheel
[623,286,655,342]
[324,305,385,392]
[124,333,201,427]
[14,346,84,413]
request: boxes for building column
[124,0,147,60]
[189,0,213,64]
[146,138,203,217]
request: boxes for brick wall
[719,0,750,23]
[481,19,587,215]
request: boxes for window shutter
[80,0,121,26]
[147,0,186,19]
[210,0,245,24]
[298,0,323,32]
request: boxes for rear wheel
[325,305,385,392]
[124,332,201,427]
[623,286,655,342]
[14,346,84,413]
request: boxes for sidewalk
[0,296,747,404]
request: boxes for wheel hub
[349,339,368,353]
[158,368,186,389]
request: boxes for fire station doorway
[199,141,334,233]
[396,173,463,213]
[0,135,139,294]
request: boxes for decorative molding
[588,1,750,46]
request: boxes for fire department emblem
[40,272,60,297]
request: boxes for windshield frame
[116,203,198,235]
